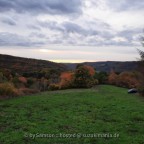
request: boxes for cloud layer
[0,0,144,62]
[0,0,82,15]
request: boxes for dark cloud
[0,0,82,15]
[0,0,142,48]
[62,22,87,34]
[61,19,114,38]
[61,21,115,40]
[0,21,141,47]
[27,25,41,31]
[38,20,107,36]
[29,32,47,38]
[0,32,45,47]
[103,28,143,46]
[37,19,139,46]
[1,17,16,26]
[106,40,130,46]
[38,21,87,35]
[118,28,142,41]
[38,21,64,32]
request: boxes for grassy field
[0,85,144,144]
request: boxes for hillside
[0,54,138,74]
[64,61,138,73]
[0,54,67,74]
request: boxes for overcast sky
[0,0,144,63]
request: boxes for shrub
[19,88,40,95]
[94,79,99,85]
[94,72,108,84]
[0,69,12,80]
[136,72,144,96]
[48,84,60,91]
[0,83,20,97]
[0,72,7,83]
[12,76,28,88]
[108,71,140,88]
[116,72,140,88]
[27,77,35,87]
[108,70,118,85]
[18,76,27,84]
[138,86,144,96]
[39,77,49,91]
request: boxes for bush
[0,83,20,97]
[39,78,49,91]
[0,69,12,80]
[48,84,60,91]
[136,71,144,96]
[117,72,140,88]
[19,88,40,95]
[18,76,27,84]
[138,86,144,96]
[27,77,35,87]
[12,77,21,88]
[94,79,99,85]
[12,76,27,88]
[108,70,118,85]
[108,71,140,88]
[94,72,108,84]
[0,72,7,83]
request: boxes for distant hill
[0,54,138,74]
[0,54,67,74]
[64,61,138,73]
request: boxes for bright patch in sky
[39,49,50,53]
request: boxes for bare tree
[137,34,144,95]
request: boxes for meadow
[0,85,144,144]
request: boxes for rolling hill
[0,54,138,74]
[0,54,67,74]
[64,61,138,73]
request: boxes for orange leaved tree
[59,72,74,89]
[108,70,118,85]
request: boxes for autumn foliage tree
[83,65,95,76]
[108,70,118,85]
[117,72,140,88]
[108,70,140,88]
[59,72,74,89]
[74,65,97,88]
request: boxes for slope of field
[0,85,144,144]
[0,54,67,74]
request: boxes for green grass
[0,85,144,144]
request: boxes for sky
[0,0,144,63]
